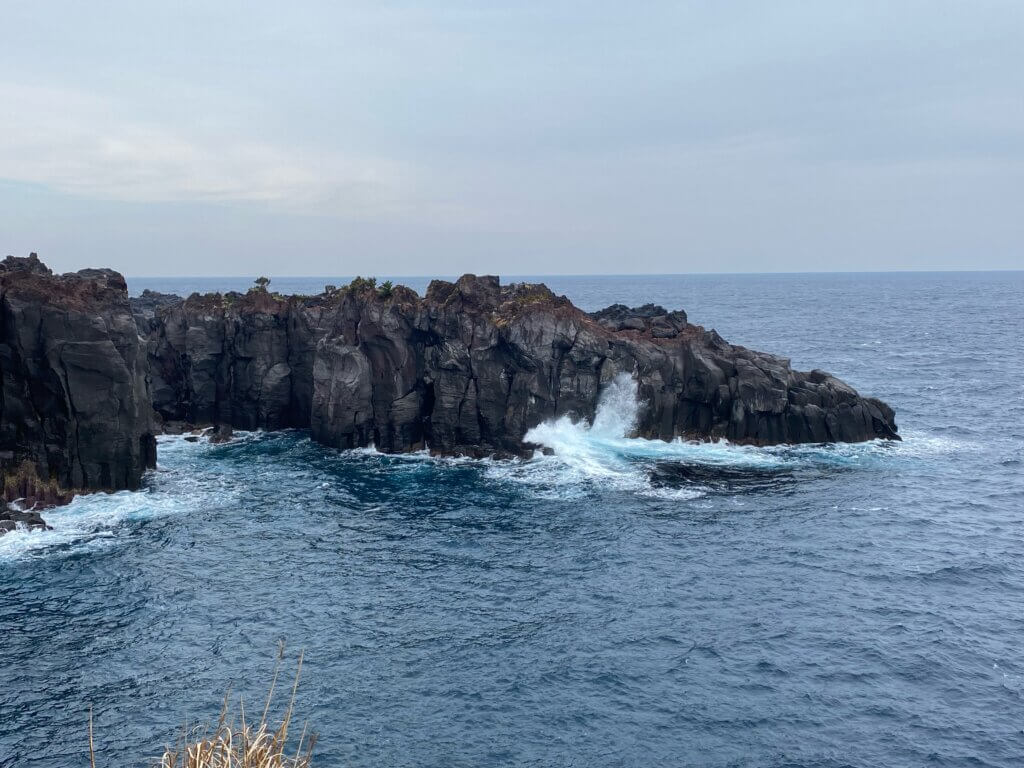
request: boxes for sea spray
[589,373,642,438]
[508,374,706,498]
[503,375,944,501]
[521,373,640,479]
[0,401,951,560]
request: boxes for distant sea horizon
[126,268,1023,282]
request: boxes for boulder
[0,505,51,535]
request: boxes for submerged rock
[0,504,51,535]
[207,424,234,444]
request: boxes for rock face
[0,255,898,535]
[0,254,156,511]
[0,251,900,535]
[141,287,326,431]
[136,274,899,457]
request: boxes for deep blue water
[2,272,1023,767]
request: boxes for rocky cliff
[0,254,899,533]
[135,274,899,457]
[0,254,156,519]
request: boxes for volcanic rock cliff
[0,254,156,520]
[134,273,899,457]
[0,255,899,531]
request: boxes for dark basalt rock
[0,252,52,277]
[0,252,902,517]
[139,286,322,431]
[0,504,51,534]
[590,303,689,338]
[0,255,156,512]
[131,289,183,334]
[136,273,899,456]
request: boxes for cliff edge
[137,273,899,457]
[0,254,155,523]
[0,255,899,533]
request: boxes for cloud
[0,82,407,214]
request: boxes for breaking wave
[1,379,968,560]
[487,373,972,501]
[0,436,240,562]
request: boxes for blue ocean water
[2,272,1023,768]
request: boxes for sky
[1,1,1022,276]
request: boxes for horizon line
[123,268,1024,279]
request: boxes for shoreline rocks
[0,254,900,532]
[136,272,900,456]
[0,505,51,534]
[0,254,157,533]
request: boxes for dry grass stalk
[155,646,316,768]
[89,706,96,768]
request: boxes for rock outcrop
[0,254,156,521]
[591,303,689,338]
[0,252,899,536]
[135,274,899,457]
[0,506,50,535]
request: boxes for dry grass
[88,646,316,768]
[2,460,75,507]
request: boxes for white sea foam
[1,436,239,562]
[1,385,965,560]
[0,487,185,561]
[485,374,713,500]
[490,374,964,500]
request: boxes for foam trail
[502,374,957,499]
[1,436,238,562]
[1,387,970,560]
[492,374,703,499]
[0,489,174,561]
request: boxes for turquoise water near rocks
[2,272,1023,767]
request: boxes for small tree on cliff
[348,276,377,293]
[252,276,271,293]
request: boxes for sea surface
[2,272,1023,768]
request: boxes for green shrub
[348,276,377,293]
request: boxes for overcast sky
[1,1,1022,276]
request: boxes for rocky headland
[1,254,899,532]
[1,254,156,533]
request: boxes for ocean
[1,272,1022,767]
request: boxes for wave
[485,374,767,500]
[487,374,973,501]
[0,437,241,562]
[2,379,971,558]
[0,487,185,562]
